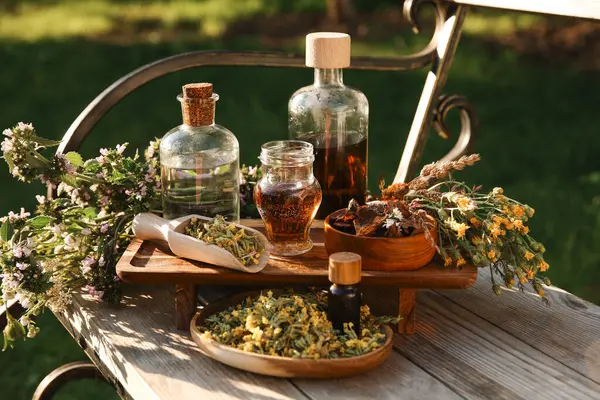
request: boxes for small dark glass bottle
[327,252,362,334]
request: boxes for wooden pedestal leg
[398,288,416,334]
[175,284,196,330]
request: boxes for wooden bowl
[324,210,437,271]
[190,291,394,379]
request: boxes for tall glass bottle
[160,83,240,221]
[288,32,369,219]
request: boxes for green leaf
[60,174,78,187]
[31,135,62,147]
[83,207,97,219]
[122,158,137,173]
[111,169,126,182]
[64,151,84,167]
[3,152,15,173]
[28,216,55,228]
[0,220,14,242]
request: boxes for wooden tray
[189,290,394,378]
[117,220,477,289]
[116,219,478,333]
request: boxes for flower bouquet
[328,154,550,297]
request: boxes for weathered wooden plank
[60,285,309,400]
[59,284,466,400]
[435,268,600,383]
[291,351,461,400]
[449,0,600,20]
[393,289,600,399]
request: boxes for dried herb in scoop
[200,291,400,359]
[185,215,263,266]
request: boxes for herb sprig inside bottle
[185,215,263,266]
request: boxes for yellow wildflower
[444,257,453,267]
[504,220,514,230]
[489,223,503,239]
[470,217,481,227]
[539,260,549,272]
[471,236,482,245]
[511,204,526,218]
[455,196,477,212]
[524,251,535,261]
[522,226,530,235]
[519,276,528,284]
[526,270,534,279]
[456,257,466,267]
[487,249,498,262]
[513,219,523,230]
[446,218,470,239]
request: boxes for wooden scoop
[132,213,270,273]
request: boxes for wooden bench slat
[291,351,461,399]
[435,268,600,383]
[59,286,309,400]
[392,290,600,399]
[58,285,461,400]
[449,0,600,20]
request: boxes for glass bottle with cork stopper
[327,252,362,334]
[289,32,369,219]
[160,83,240,221]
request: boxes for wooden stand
[117,220,477,333]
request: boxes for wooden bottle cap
[329,252,362,285]
[183,83,213,99]
[180,83,216,126]
[306,32,351,69]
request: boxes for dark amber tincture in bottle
[327,252,362,334]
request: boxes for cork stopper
[306,32,351,69]
[328,252,362,285]
[179,83,217,127]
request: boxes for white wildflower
[35,195,46,204]
[1,138,14,152]
[2,128,13,137]
[17,122,33,131]
[100,223,109,233]
[12,245,23,258]
[99,148,109,156]
[81,228,91,236]
[146,144,155,157]
[16,262,27,270]
[19,315,31,326]
[116,144,127,154]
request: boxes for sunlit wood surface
[57,268,600,399]
[450,0,600,20]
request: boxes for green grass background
[0,1,599,399]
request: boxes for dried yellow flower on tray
[200,291,400,359]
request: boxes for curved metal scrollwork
[403,0,447,35]
[433,94,478,162]
[58,0,449,154]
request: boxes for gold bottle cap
[328,252,362,285]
